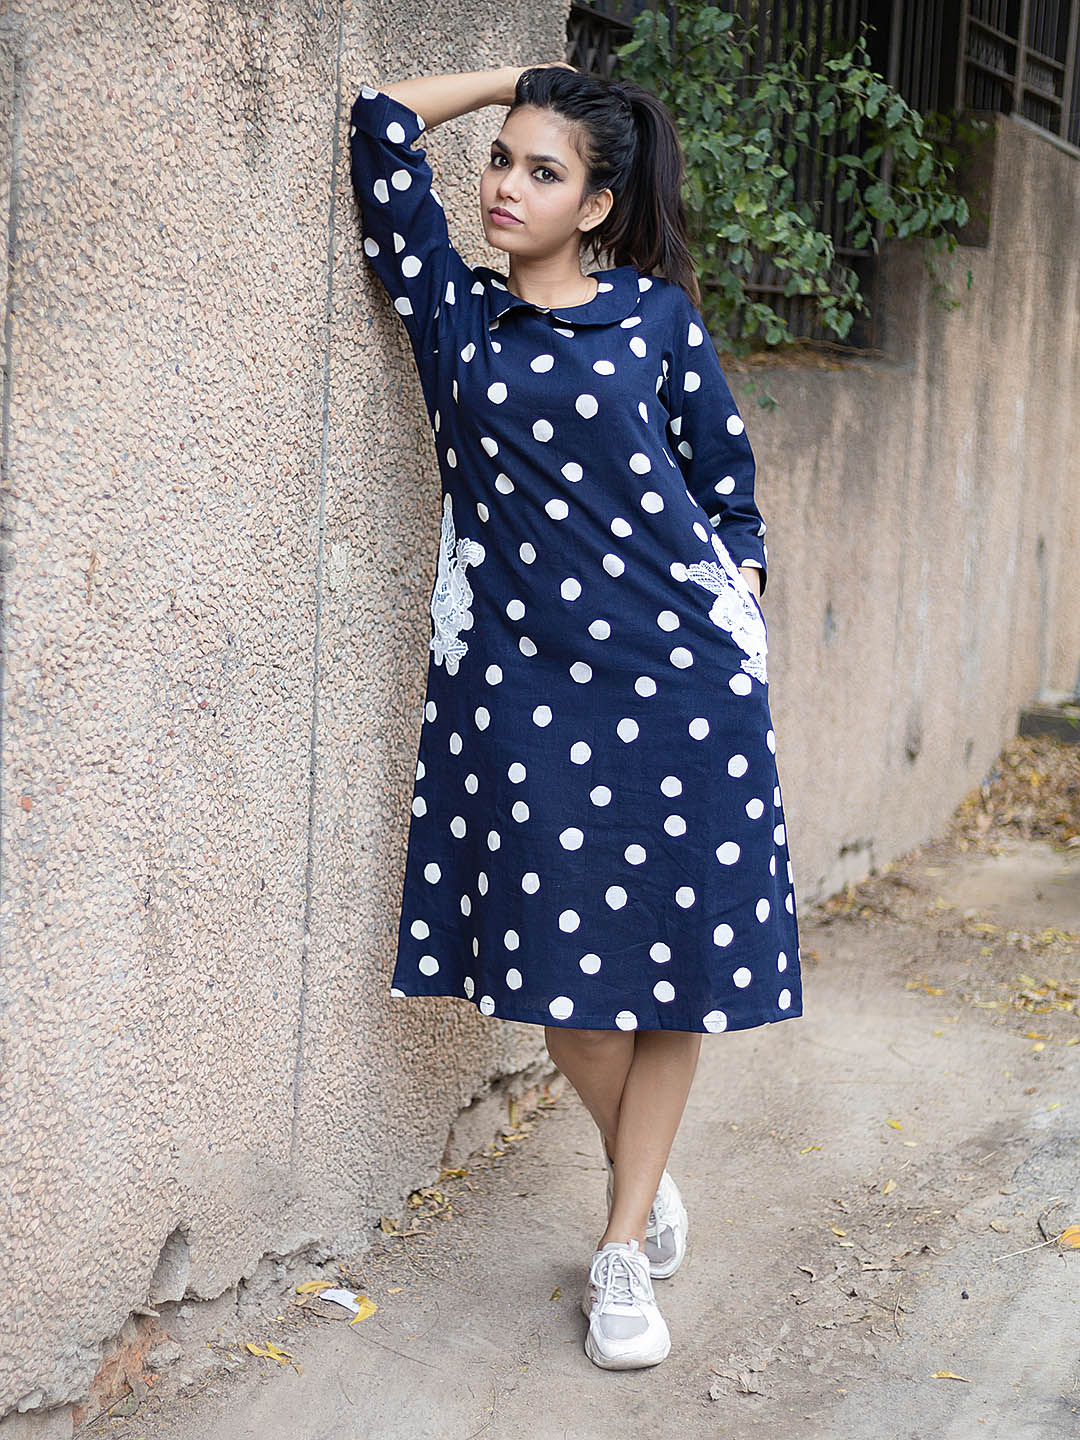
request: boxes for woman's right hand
[495,61,578,106]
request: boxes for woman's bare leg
[544,1025,703,1251]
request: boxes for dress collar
[474,264,644,329]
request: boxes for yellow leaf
[379,1216,398,1233]
[550,1286,562,1301]
[264,1342,294,1362]
[1022,1031,1050,1039]
[800,1144,822,1154]
[887,1120,903,1130]
[1048,1102,1061,1111]
[830,1226,847,1237]
[295,1280,334,1295]
[1058,1225,1080,1249]
[931,1371,970,1382]
[244,1342,270,1357]
[388,1286,404,1293]
[1033,1042,1046,1052]
[882,1179,897,1195]
[903,1141,918,1147]
[347,1295,377,1325]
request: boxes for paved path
[91,833,1080,1440]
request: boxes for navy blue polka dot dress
[349,85,803,1034]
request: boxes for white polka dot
[474,706,490,730]
[507,762,526,783]
[580,953,602,974]
[703,1010,728,1032]
[732,966,752,989]
[511,800,529,822]
[593,359,616,375]
[477,871,488,894]
[693,522,708,542]
[506,967,523,989]
[519,541,536,564]
[480,433,498,454]
[480,994,496,1014]
[385,120,406,143]
[774,823,786,845]
[650,941,671,962]
[640,491,664,513]
[449,731,462,754]
[561,577,582,601]
[611,517,633,537]
[715,841,741,865]
[424,862,441,883]
[605,885,627,909]
[522,871,540,894]
[533,418,553,442]
[635,676,657,697]
[504,929,520,950]
[418,954,439,975]
[726,414,745,435]
[487,830,501,850]
[425,700,437,722]
[545,498,569,520]
[729,673,753,695]
[487,382,507,403]
[670,561,688,582]
[416,760,425,780]
[778,988,792,1010]
[588,618,611,639]
[689,717,709,739]
[590,785,612,806]
[727,753,748,777]
[746,798,765,819]
[713,923,734,947]
[575,393,598,418]
[714,475,735,495]
[669,646,693,668]
[687,321,703,346]
[463,976,475,998]
[519,635,538,656]
[675,885,695,907]
[562,462,583,482]
[616,717,639,742]
[785,892,794,913]
[629,336,647,357]
[450,815,466,838]
[664,814,687,836]
[777,951,788,973]
[625,842,647,865]
[629,452,651,474]
[412,795,427,816]
[559,827,584,851]
[756,897,771,921]
[531,353,554,372]
[549,995,574,1020]
[766,728,776,753]
[656,609,679,631]
[684,370,700,392]
[602,553,625,577]
[660,775,682,797]
[615,1010,639,1029]
[459,893,471,916]
[506,598,526,620]
[558,908,581,932]
[774,785,782,805]
[570,661,593,683]
[653,979,676,1002]
[532,704,552,727]
[410,919,430,939]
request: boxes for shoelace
[589,1244,653,1313]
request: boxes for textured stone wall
[1,0,1077,1422]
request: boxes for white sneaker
[580,1238,671,1369]
[602,1139,689,1278]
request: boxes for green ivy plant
[615,4,973,373]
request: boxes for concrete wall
[0,0,1077,1426]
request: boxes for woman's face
[479,104,612,261]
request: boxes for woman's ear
[580,187,613,233]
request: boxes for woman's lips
[489,208,523,226]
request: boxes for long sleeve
[664,293,769,595]
[348,85,475,397]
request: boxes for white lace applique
[685,533,768,684]
[430,491,485,674]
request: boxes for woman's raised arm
[380,68,524,130]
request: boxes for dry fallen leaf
[348,1296,377,1326]
[988,1220,1009,1233]
[887,1120,904,1130]
[882,1179,897,1195]
[1057,1225,1080,1250]
[295,1280,334,1295]
[800,1144,822,1154]
[931,1371,970,1382]
[550,1286,562,1301]
[244,1341,294,1364]
[830,1226,847,1237]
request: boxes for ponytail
[510,67,701,309]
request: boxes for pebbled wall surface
[1,0,1077,1425]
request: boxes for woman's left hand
[739,565,762,600]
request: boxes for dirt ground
[81,736,1080,1440]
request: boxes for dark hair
[510,65,701,310]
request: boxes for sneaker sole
[584,1323,671,1369]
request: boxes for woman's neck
[506,255,598,308]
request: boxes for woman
[348,62,803,1371]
